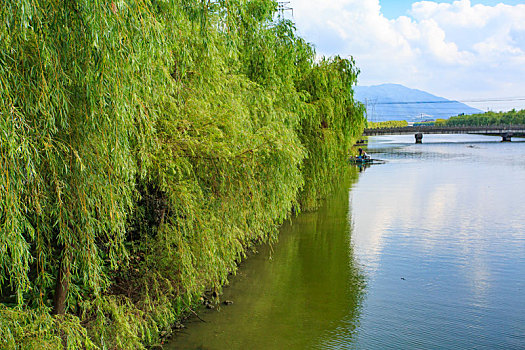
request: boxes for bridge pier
[501,132,513,142]
[415,133,423,144]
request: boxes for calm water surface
[169,134,525,349]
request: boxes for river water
[169,134,525,349]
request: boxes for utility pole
[365,98,368,122]
[277,1,293,17]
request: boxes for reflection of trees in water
[258,167,366,349]
[235,167,366,348]
[308,168,367,349]
[168,167,366,350]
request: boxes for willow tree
[1,0,365,348]
[0,0,163,314]
[297,56,366,209]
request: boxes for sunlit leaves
[0,0,365,347]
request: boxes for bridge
[363,125,525,143]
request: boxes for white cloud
[291,0,525,111]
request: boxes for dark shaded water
[169,134,525,349]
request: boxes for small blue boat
[350,156,384,165]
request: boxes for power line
[363,97,525,122]
[368,97,525,105]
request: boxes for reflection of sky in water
[169,134,525,350]
[350,134,525,349]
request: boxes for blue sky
[380,0,524,18]
[292,0,525,111]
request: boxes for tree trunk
[53,252,70,315]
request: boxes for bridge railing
[363,124,525,136]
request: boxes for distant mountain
[354,83,481,122]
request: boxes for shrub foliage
[366,120,408,129]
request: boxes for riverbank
[168,167,364,349]
[0,1,365,348]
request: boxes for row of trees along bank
[435,109,525,126]
[0,1,365,348]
